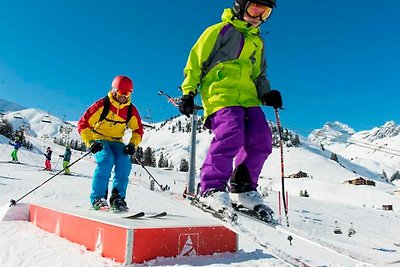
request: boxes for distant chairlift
[41,113,52,123]
[13,112,23,119]
[348,222,356,237]
[143,108,153,122]
[334,221,342,235]
[142,108,155,129]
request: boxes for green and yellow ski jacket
[181,8,272,120]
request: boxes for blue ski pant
[90,140,132,204]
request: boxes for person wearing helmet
[9,137,22,162]
[178,0,282,221]
[44,147,52,171]
[78,75,144,212]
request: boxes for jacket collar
[107,91,131,108]
[221,8,261,35]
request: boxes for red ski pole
[274,108,289,227]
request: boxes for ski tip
[123,211,145,219]
[148,211,167,218]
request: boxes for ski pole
[158,90,180,107]
[158,90,204,111]
[133,155,164,191]
[54,155,61,171]
[274,107,289,227]
[9,150,92,207]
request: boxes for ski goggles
[245,2,273,20]
[113,88,131,98]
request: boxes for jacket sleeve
[254,39,271,98]
[181,24,222,96]
[77,99,104,147]
[127,105,144,148]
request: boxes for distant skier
[59,145,71,175]
[78,75,144,212]
[44,147,52,171]
[9,137,22,162]
[178,0,282,221]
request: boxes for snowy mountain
[3,108,400,183]
[309,121,400,179]
[308,121,355,145]
[2,108,81,141]
[358,121,400,142]
[0,97,26,113]
[1,108,400,266]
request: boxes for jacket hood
[221,8,261,35]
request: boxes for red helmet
[111,75,133,94]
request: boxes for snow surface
[1,110,400,266]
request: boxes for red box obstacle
[29,204,237,264]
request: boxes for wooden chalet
[288,171,308,178]
[345,177,375,186]
[382,205,393,211]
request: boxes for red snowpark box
[29,204,237,264]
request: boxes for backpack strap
[99,95,110,122]
[126,103,133,124]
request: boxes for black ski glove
[262,90,283,109]
[89,141,103,154]
[123,144,135,155]
[178,92,195,118]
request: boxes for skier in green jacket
[179,0,282,221]
[60,145,72,175]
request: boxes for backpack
[98,95,133,125]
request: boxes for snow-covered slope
[1,131,400,266]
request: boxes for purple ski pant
[200,106,272,194]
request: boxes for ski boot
[199,190,237,222]
[229,164,274,222]
[92,197,109,211]
[109,188,129,212]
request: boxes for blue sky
[0,0,399,136]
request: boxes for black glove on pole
[89,141,103,154]
[262,90,283,109]
[124,144,135,155]
[178,93,195,117]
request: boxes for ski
[123,211,167,219]
[232,205,279,228]
[147,211,167,218]
[0,160,24,165]
[122,211,145,219]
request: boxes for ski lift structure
[41,112,52,123]
[143,109,153,122]
[13,111,23,119]
[59,124,73,144]
[142,108,155,129]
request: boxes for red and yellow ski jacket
[78,91,143,147]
